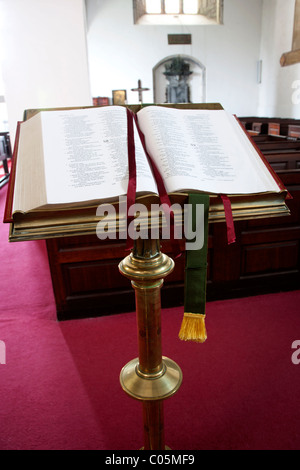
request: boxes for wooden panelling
[242,241,299,275]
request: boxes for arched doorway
[153,55,206,104]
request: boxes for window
[145,0,198,15]
[133,0,223,25]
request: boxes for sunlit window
[183,0,199,14]
[146,0,198,15]
[135,1,223,25]
[164,0,180,14]
[145,0,162,14]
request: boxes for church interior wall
[1,0,300,143]
[86,0,263,116]
[0,0,92,145]
[258,0,300,119]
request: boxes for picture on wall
[112,90,127,105]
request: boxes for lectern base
[120,356,182,401]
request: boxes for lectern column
[119,238,183,450]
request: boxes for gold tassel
[179,313,207,343]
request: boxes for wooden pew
[238,116,300,138]
[268,122,281,135]
[288,125,300,138]
[252,135,300,152]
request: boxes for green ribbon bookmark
[179,193,210,343]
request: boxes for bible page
[40,106,157,206]
[137,106,280,195]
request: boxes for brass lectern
[4,104,290,451]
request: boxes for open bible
[4,104,289,241]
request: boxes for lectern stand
[5,104,290,451]
[119,238,182,450]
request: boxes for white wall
[258,0,300,118]
[0,68,8,131]
[0,0,92,145]
[2,0,297,147]
[86,0,263,116]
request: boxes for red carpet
[1,184,300,450]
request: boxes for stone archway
[153,54,206,104]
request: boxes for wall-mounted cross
[131,79,150,103]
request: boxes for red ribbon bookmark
[126,108,181,257]
[126,109,238,254]
[220,194,236,245]
[132,111,182,258]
